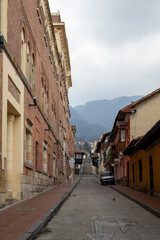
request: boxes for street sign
[70,163,74,168]
[69,158,75,164]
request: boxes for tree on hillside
[75,141,91,153]
[83,142,91,153]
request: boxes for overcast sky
[49,0,160,107]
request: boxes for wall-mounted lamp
[45,124,51,131]
[29,97,37,107]
[131,109,136,114]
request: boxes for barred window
[25,129,32,166]
[121,129,126,142]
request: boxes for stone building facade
[0,0,75,207]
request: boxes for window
[46,91,49,117]
[21,33,35,89]
[49,55,52,64]
[149,156,154,189]
[31,53,35,91]
[41,79,45,110]
[44,85,47,114]
[52,104,54,122]
[41,79,49,117]
[75,153,82,159]
[103,152,106,163]
[53,153,56,177]
[37,8,42,24]
[25,129,32,166]
[44,35,48,47]
[121,129,126,142]
[43,141,48,174]
[21,28,27,75]
[139,159,142,182]
[35,141,39,169]
[48,154,50,175]
[52,105,56,129]
[26,42,31,84]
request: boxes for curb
[111,186,160,219]
[93,173,99,179]
[18,177,82,240]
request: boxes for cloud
[71,41,111,68]
[69,32,160,105]
[49,0,160,106]
[72,32,160,69]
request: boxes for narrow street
[35,163,160,240]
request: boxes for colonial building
[93,132,111,175]
[123,120,160,198]
[0,0,75,207]
[109,88,160,185]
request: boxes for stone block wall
[21,169,57,200]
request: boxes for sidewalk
[111,184,160,218]
[0,175,81,240]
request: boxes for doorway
[127,161,129,186]
[149,155,154,195]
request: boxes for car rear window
[102,172,112,177]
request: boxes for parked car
[100,171,115,185]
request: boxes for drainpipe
[0,0,4,54]
[0,0,3,53]
[0,0,1,32]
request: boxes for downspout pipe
[0,0,1,33]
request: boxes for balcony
[118,142,126,151]
[74,152,84,165]
[75,158,83,164]
[92,159,98,167]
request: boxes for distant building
[93,133,111,175]
[74,149,85,175]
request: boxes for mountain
[74,96,143,132]
[69,106,107,142]
[70,96,143,142]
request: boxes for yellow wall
[130,93,160,139]
[0,0,8,40]
[129,143,160,197]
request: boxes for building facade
[109,89,160,185]
[0,0,75,207]
[93,133,111,175]
[124,120,160,198]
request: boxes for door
[127,161,129,185]
[149,156,154,195]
